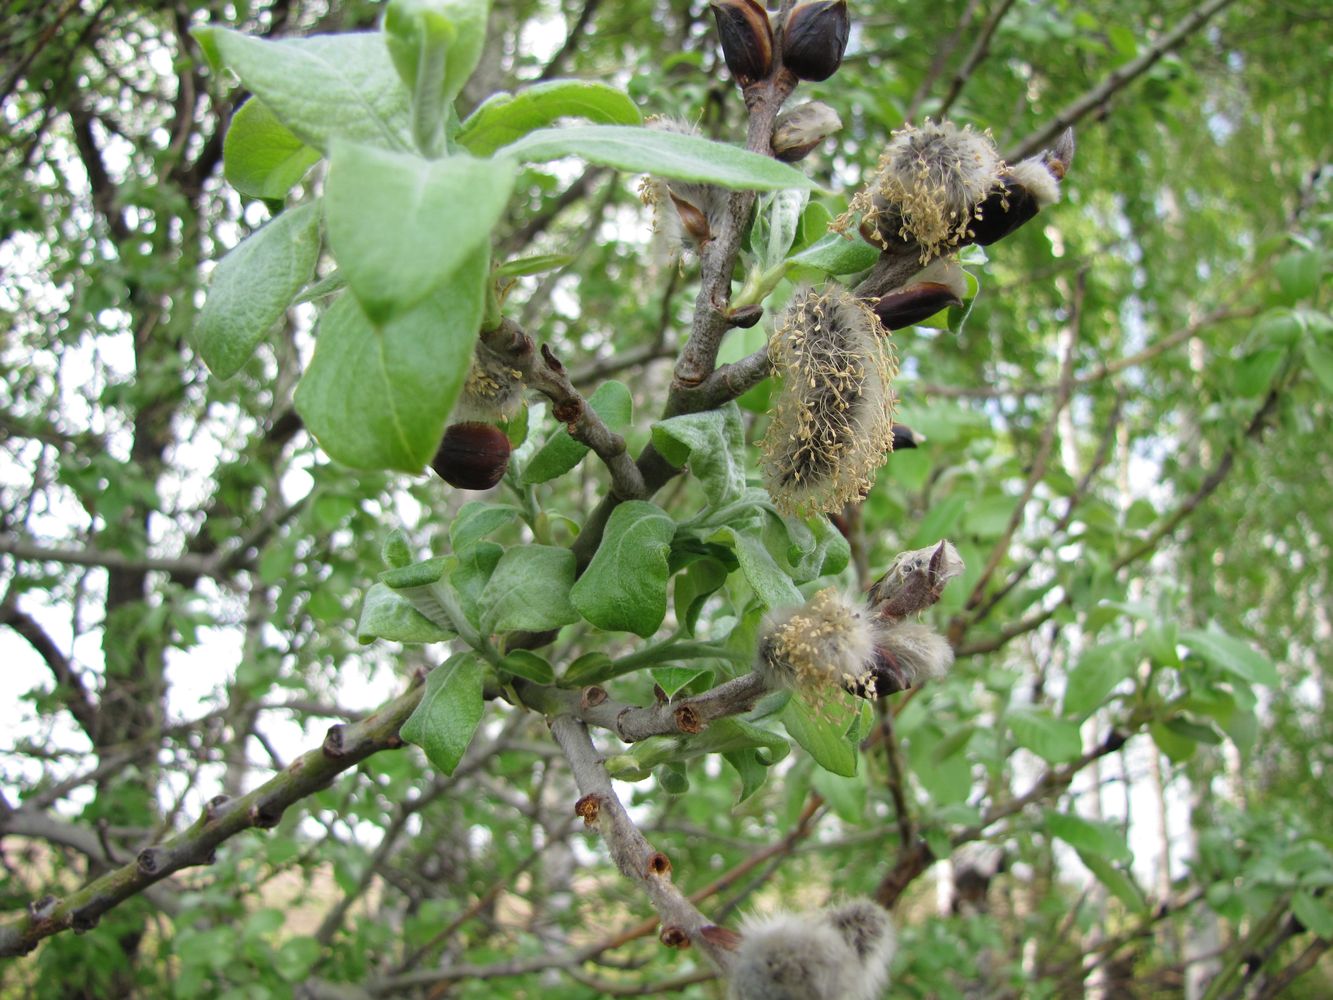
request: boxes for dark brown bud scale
[710,0,775,87]
[872,281,963,330]
[432,421,511,491]
[781,0,850,82]
[891,423,924,450]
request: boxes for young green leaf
[223,98,322,199]
[652,403,747,506]
[479,545,579,633]
[1078,850,1149,914]
[385,0,491,115]
[787,230,879,274]
[782,696,858,777]
[1008,708,1082,763]
[401,653,487,774]
[521,380,633,484]
[1180,626,1278,687]
[458,80,644,155]
[499,649,556,684]
[195,201,321,379]
[325,142,515,322]
[1045,810,1132,863]
[357,582,455,644]
[1062,640,1137,719]
[449,501,522,553]
[711,526,804,610]
[196,29,413,152]
[570,501,676,638]
[497,125,821,191]
[294,250,486,471]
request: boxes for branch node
[71,909,99,933]
[28,896,58,922]
[322,724,347,759]
[203,794,230,822]
[136,847,162,876]
[659,924,691,949]
[248,801,283,829]
[673,704,704,734]
[647,852,673,879]
[580,686,608,710]
[553,398,582,425]
[574,793,602,827]
[540,342,565,374]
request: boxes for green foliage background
[1,0,1330,997]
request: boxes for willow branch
[1007,0,1241,162]
[548,716,734,972]
[936,0,1019,118]
[0,677,426,957]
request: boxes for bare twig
[1007,0,1242,162]
[936,0,1020,118]
[548,716,733,972]
[0,677,426,957]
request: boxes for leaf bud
[771,101,842,162]
[710,0,775,88]
[431,421,511,490]
[891,423,924,450]
[781,1,850,83]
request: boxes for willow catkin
[639,117,732,258]
[729,899,896,1000]
[452,339,526,423]
[761,287,897,517]
[842,119,1002,261]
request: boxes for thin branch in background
[905,0,982,122]
[536,0,605,81]
[936,0,1019,119]
[956,269,1085,626]
[0,677,426,958]
[1006,0,1242,162]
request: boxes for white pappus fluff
[760,287,897,516]
[758,589,955,702]
[1005,154,1061,208]
[639,117,731,260]
[730,899,896,1000]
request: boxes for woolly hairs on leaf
[760,287,897,516]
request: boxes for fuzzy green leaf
[196,201,321,379]
[401,653,486,774]
[449,501,522,553]
[325,142,514,321]
[652,403,747,506]
[1062,640,1137,719]
[782,697,858,777]
[222,98,321,199]
[197,29,413,152]
[458,80,643,155]
[357,582,454,644]
[521,380,633,484]
[712,526,803,610]
[1078,850,1148,914]
[787,230,879,274]
[293,250,486,472]
[498,125,820,191]
[479,545,579,633]
[571,501,676,637]
[500,649,556,684]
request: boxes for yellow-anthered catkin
[842,120,1003,261]
[758,588,884,706]
[453,340,525,423]
[761,287,896,516]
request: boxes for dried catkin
[761,287,897,517]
